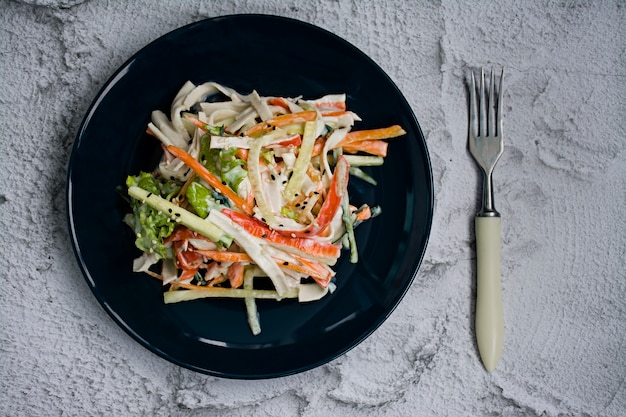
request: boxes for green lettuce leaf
[200,135,248,192]
[125,172,180,259]
[186,181,225,218]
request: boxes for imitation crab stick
[166,145,254,216]
[220,208,341,261]
[194,249,333,285]
[227,262,245,289]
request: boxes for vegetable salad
[124,81,405,334]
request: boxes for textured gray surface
[1,1,625,416]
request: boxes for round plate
[67,14,433,379]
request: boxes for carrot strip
[166,145,254,215]
[336,125,406,146]
[184,114,210,132]
[236,148,249,161]
[342,140,388,157]
[355,205,372,222]
[245,110,317,136]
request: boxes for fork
[468,68,504,372]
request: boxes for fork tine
[479,68,486,137]
[470,71,477,138]
[488,69,495,136]
[497,68,504,137]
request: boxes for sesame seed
[290,233,296,238]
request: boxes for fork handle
[475,215,504,372]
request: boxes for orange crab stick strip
[194,249,333,285]
[194,250,252,263]
[308,154,350,235]
[245,110,318,136]
[220,208,341,260]
[227,262,245,288]
[166,145,254,216]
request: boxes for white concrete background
[1,1,625,416]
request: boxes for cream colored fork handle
[475,216,503,372]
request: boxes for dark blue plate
[67,14,433,379]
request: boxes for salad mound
[124,81,406,335]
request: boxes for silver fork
[469,68,504,372]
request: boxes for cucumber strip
[244,268,262,335]
[341,190,359,263]
[163,286,298,303]
[342,155,384,167]
[349,167,378,185]
[283,121,317,201]
[127,186,231,247]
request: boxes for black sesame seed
[270,174,276,181]
[147,192,152,198]
[168,208,173,213]
[283,261,289,266]
[261,234,267,238]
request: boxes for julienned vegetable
[124,81,406,335]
